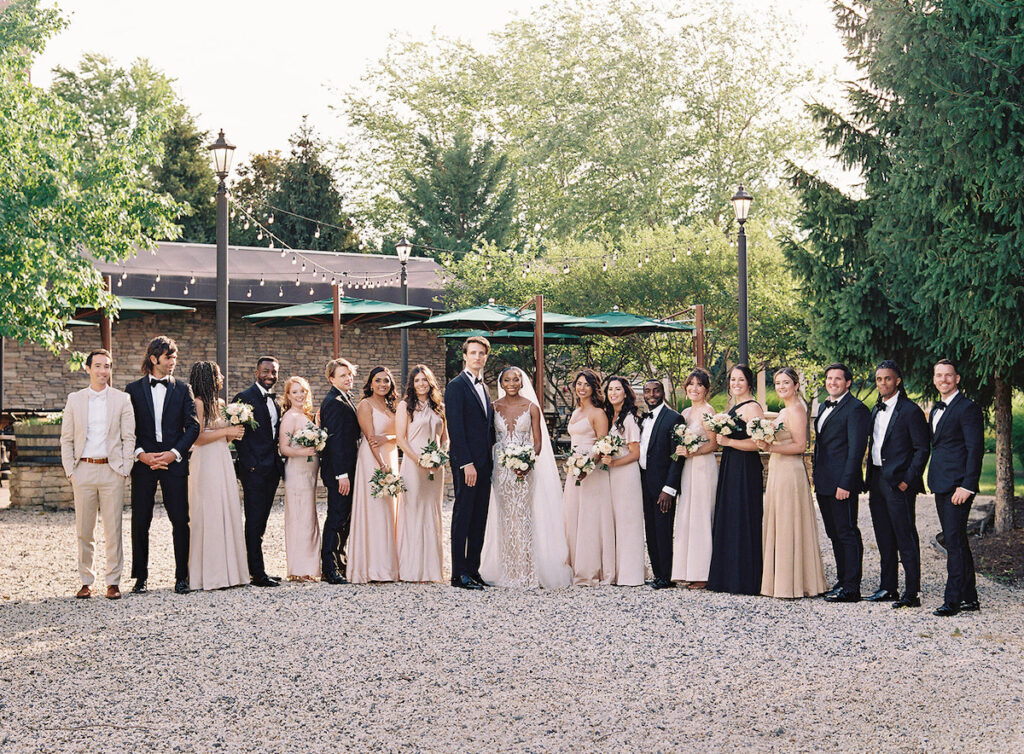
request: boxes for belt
[81,457,108,464]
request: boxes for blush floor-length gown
[348,406,400,584]
[397,403,444,583]
[563,414,615,586]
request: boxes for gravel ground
[1,494,1022,753]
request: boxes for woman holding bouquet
[278,376,322,582]
[395,365,447,583]
[707,364,765,595]
[671,368,719,588]
[563,369,615,586]
[601,377,645,586]
[349,366,400,583]
[187,362,248,591]
[755,368,827,598]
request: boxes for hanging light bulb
[309,286,315,295]
[314,225,321,239]
[291,255,297,265]
[259,277,265,287]
[482,273,488,282]
[189,273,196,285]
[686,247,692,256]
[278,286,284,297]
[247,288,253,298]
[705,244,710,255]
[267,240,274,249]
[243,220,250,230]
[280,249,287,258]
[562,263,570,274]
[644,253,650,264]
[525,263,532,273]
[183,285,189,295]
[602,260,608,272]
[150,282,156,292]
[257,230,263,240]
[247,204,253,213]
[121,270,128,280]
[267,213,274,224]
[637,260,642,269]
[321,272,327,282]
[301,262,306,272]
[672,252,677,262]
[295,276,300,286]
[116,278,123,288]
[331,277,337,286]
[486,261,492,271]
[155,273,161,283]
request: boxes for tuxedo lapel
[141,378,156,428]
[932,394,959,439]
[881,398,902,450]
[463,373,487,418]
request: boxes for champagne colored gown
[397,403,445,583]
[607,413,645,586]
[281,413,321,580]
[348,406,400,583]
[672,409,718,582]
[761,419,827,598]
[563,413,615,586]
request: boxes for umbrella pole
[533,294,544,401]
[332,283,341,359]
[100,275,113,356]
[694,304,705,369]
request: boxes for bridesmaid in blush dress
[348,366,400,584]
[563,369,615,586]
[186,362,249,591]
[671,368,719,588]
[707,364,765,595]
[277,376,322,582]
[601,376,645,586]
[395,365,447,583]
[756,368,827,598]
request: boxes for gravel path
[1,496,1022,753]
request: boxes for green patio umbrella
[391,303,594,332]
[436,329,581,345]
[75,295,196,321]
[243,296,431,328]
[563,309,694,337]
[66,319,99,327]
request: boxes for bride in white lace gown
[480,367,571,589]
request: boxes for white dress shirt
[932,390,958,432]
[81,386,108,459]
[257,383,279,434]
[817,391,848,429]
[464,369,487,409]
[871,393,899,466]
[639,402,676,496]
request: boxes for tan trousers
[71,462,126,586]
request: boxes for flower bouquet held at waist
[222,402,258,429]
[497,443,537,484]
[671,424,708,461]
[592,434,625,470]
[565,451,597,487]
[418,439,449,481]
[702,412,737,436]
[370,467,406,498]
[289,422,328,462]
[747,417,782,445]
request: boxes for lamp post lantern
[731,184,753,366]
[207,129,235,399]
[396,236,413,382]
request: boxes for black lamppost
[731,184,753,366]
[207,129,235,399]
[396,236,412,382]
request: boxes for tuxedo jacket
[640,405,684,500]
[232,383,284,475]
[927,392,984,495]
[319,385,360,486]
[444,371,495,472]
[60,386,136,477]
[125,375,200,476]
[865,393,930,494]
[812,392,871,496]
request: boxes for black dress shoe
[959,600,981,612]
[934,603,960,617]
[322,572,347,585]
[131,579,148,594]
[451,574,483,590]
[267,574,282,583]
[251,575,279,587]
[866,588,899,602]
[823,588,861,603]
[651,578,675,590]
[893,594,921,609]
[174,579,191,594]
[823,584,842,599]
[469,573,488,587]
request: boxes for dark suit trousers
[321,484,353,577]
[239,467,281,579]
[130,467,189,582]
[816,492,863,593]
[868,470,920,595]
[935,491,978,605]
[451,464,491,578]
[641,470,675,582]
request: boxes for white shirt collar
[829,391,849,405]
[883,393,899,408]
[257,383,273,397]
[647,402,665,421]
[939,390,959,406]
[88,385,108,398]
[463,369,483,384]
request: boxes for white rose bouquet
[417,439,449,481]
[565,451,597,487]
[671,423,707,461]
[592,434,625,470]
[702,412,737,437]
[222,402,258,429]
[748,417,782,445]
[497,443,537,484]
[289,422,328,462]
[370,467,406,498]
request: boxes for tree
[152,112,217,243]
[399,129,517,258]
[0,0,181,352]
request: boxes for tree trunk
[993,375,1015,534]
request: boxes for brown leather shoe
[105,585,121,600]
[687,581,707,590]
[76,585,92,599]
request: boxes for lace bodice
[495,405,533,448]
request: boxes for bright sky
[32,0,855,164]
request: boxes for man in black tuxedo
[125,336,200,595]
[812,362,871,603]
[319,357,360,584]
[445,336,495,590]
[232,356,284,587]
[639,379,684,589]
[864,360,930,608]
[928,359,984,617]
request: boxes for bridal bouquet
[671,424,707,461]
[592,434,625,470]
[222,401,258,429]
[565,451,597,486]
[370,467,406,498]
[418,439,449,481]
[748,417,782,445]
[289,422,328,462]
[702,412,737,436]
[497,443,537,484]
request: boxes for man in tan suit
[60,349,136,600]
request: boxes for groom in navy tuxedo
[445,336,495,590]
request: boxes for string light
[116,278,123,288]
[189,273,196,285]
[602,260,608,271]
[671,252,677,262]
[257,230,263,241]
[243,220,250,230]
[278,286,284,297]
[309,286,315,295]
[150,282,156,292]
[247,288,253,298]
[295,276,300,286]
[267,214,274,224]
[562,263,570,274]
[155,273,161,283]
[259,277,265,287]
[314,225,320,239]
[280,249,287,258]
[183,285,189,295]
[121,270,128,280]
[291,255,297,265]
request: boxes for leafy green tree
[399,129,517,258]
[153,112,217,243]
[0,0,181,352]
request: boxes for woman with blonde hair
[278,376,322,581]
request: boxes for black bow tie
[822,399,838,409]
[875,401,887,412]
[150,378,169,388]
[934,400,947,410]
[264,392,276,400]
[473,376,482,385]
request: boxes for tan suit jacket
[60,386,136,477]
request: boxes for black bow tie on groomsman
[933,400,947,410]
[473,376,483,385]
[822,399,838,409]
[875,400,888,412]
[150,378,169,388]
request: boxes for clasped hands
[138,450,176,471]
